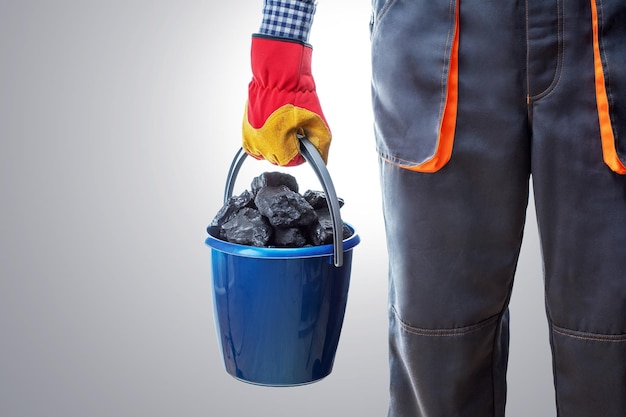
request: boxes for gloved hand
[242,34,331,166]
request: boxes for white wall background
[0,1,555,415]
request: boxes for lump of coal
[273,227,308,248]
[251,171,299,195]
[254,185,317,228]
[303,190,344,210]
[220,207,273,247]
[207,190,254,237]
[308,208,354,246]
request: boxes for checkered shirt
[259,0,317,43]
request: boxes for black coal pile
[208,172,353,247]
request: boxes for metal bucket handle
[224,136,344,267]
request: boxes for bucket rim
[205,223,360,260]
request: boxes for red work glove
[242,34,331,166]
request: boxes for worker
[241,1,626,415]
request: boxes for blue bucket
[206,138,360,386]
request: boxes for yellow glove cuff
[243,104,331,166]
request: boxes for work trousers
[370,0,626,416]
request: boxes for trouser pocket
[371,0,459,172]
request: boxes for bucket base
[228,371,331,387]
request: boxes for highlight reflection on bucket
[206,137,360,386]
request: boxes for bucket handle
[224,136,344,267]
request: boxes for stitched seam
[491,285,517,417]
[370,0,398,38]
[438,0,455,127]
[597,0,610,93]
[529,0,565,101]
[525,0,530,103]
[596,0,621,155]
[546,315,562,416]
[379,151,430,168]
[392,306,500,337]
[552,323,626,342]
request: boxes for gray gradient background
[1,1,555,416]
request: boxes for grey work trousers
[370,0,626,416]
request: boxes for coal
[207,190,254,236]
[220,207,273,247]
[251,171,299,195]
[303,190,344,210]
[273,227,308,247]
[208,172,353,247]
[308,208,353,246]
[254,185,317,228]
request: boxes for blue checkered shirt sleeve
[259,0,317,43]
